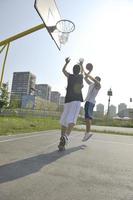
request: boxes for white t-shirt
[85,83,100,104]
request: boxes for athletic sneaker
[58,135,68,151]
[82,133,93,142]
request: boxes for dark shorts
[84,101,95,119]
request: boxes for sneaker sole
[58,145,65,151]
[58,136,66,151]
[82,134,93,142]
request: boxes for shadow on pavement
[0,145,87,184]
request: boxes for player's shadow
[0,145,87,184]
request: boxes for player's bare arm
[82,63,93,83]
[86,74,101,87]
[62,57,71,77]
[84,73,92,85]
[79,58,84,74]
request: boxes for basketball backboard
[34,0,61,50]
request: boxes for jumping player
[58,57,84,151]
[82,70,101,141]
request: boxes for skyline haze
[0,0,133,110]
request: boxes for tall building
[96,103,104,116]
[60,96,65,105]
[50,91,61,104]
[35,84,51,101]
[109,105,116,117]
[10,72,36,102]
[118,103,127,113]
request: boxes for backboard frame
[34,0,62,50]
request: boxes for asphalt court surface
[0,131,133,200]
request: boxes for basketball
[86,63,93,72]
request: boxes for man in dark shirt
[58,57,84,151]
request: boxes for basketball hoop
[56,19,75,45]
[56,19,75,33]
[48,19,75,45]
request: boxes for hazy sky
[0,0,133,112]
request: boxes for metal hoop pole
[0,45,7,54]
[0,43,10,88]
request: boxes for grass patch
[0,116,132,137]
[0,116,60,136]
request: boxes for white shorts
[60,101,81,127]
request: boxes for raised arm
[82,62,93,85]
[79,58,84,75]
[85,73,101,87]
[84,73,92,85]
[62,57,71,77]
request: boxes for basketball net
[58,32,69,45]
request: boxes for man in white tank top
[82,72,101,141]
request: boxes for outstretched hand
[79,58,84,65]
[65,57,71,64]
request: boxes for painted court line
[0,131,81,143]
[0,131,58,143]
[1,132,133,146]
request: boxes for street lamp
[107,88,113,117]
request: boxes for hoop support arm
[0,23,45,47]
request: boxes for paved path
[0,131,133,200]
[76,125,133,134]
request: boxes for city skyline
[9,70,130,114]
[0,0,133,110]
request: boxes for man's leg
[58,103,68,151]
[82,101,94,142]
[82,118,93,141]
[85,118,92,133]
[65,123,75,136]
[61,125,67,136]
[58,125,67,151]
[58,101,80,150]
[65,101,81,137]
[59,123,74,149]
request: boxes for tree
[9,98,21,109]
[0,83,9,111]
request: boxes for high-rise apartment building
[118,103,127,113]
[35,84,51,101]
[10,72,36,101]
[109,105,116,117]
[60,96,65,105]
[50,91,61,104]
[96,103,104,116]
